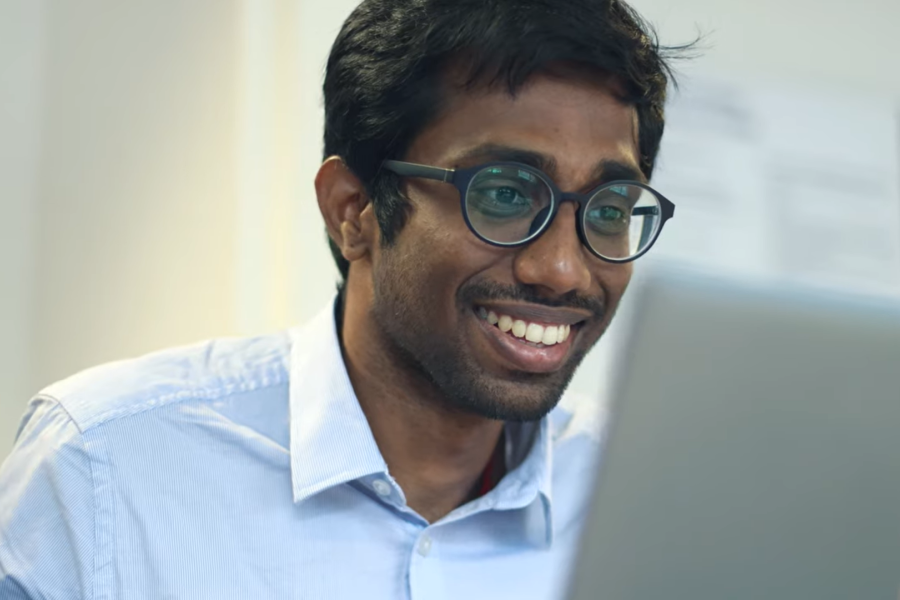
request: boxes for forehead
[405,69,641,187]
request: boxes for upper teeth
[477,307,572,346]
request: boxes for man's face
[367,70,641,421]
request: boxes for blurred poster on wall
[567,76,900,404]
[649,77,900,296]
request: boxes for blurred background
[2,0,899,457]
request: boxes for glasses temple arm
[382,160,455,183]
[630,206,661,248]
[632,206,659,216]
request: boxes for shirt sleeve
[0,396,96,599]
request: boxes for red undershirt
[477,430,505,497]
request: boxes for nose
[513,202,592,297]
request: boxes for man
[0,0,681,597]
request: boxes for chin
[440,369,575,422]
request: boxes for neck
[339,280,504,523]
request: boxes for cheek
[415,233,481,316]
[595,262,633,308]
[401,195,498,299]
[379,214,467,324]
[611,263,633,294]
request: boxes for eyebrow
[452,143,647,187]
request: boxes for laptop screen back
[567,269,900,600]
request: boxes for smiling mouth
[474,306,575,347]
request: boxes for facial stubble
[370,254,600,422]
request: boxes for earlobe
[315,156,373,263]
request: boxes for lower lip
[473,311,575,374]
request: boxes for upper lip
[474,302,592,326]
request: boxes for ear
[315,156,377,264]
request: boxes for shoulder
[37,331,292,434]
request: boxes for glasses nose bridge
[540,190,586,239]
[557,191,587,210]
[551,191,587,228]
[525,189,584,241]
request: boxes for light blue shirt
[0,301,605,599]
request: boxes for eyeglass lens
[465,165,554,245]
[464,165,662,260]
[583,184,661,260]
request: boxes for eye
[488,186,528,205]
[585,205,629,234]
[469,183,534,218]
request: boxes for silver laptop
[567,266,900,600]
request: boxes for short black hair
[323,0,690,282]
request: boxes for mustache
[458,280,606,319]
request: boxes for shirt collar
[490,418,554,546]
[288,300,388,503]
[288,297,554,542]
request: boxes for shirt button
[372,479,392,497]
[417,534,432,557]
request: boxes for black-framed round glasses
[383,160,675,263]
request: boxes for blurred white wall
[2,0,900,455]
[1,0,243,453]
[0,0,44,451]
[634,0,900,97]
[32,0,241,384]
